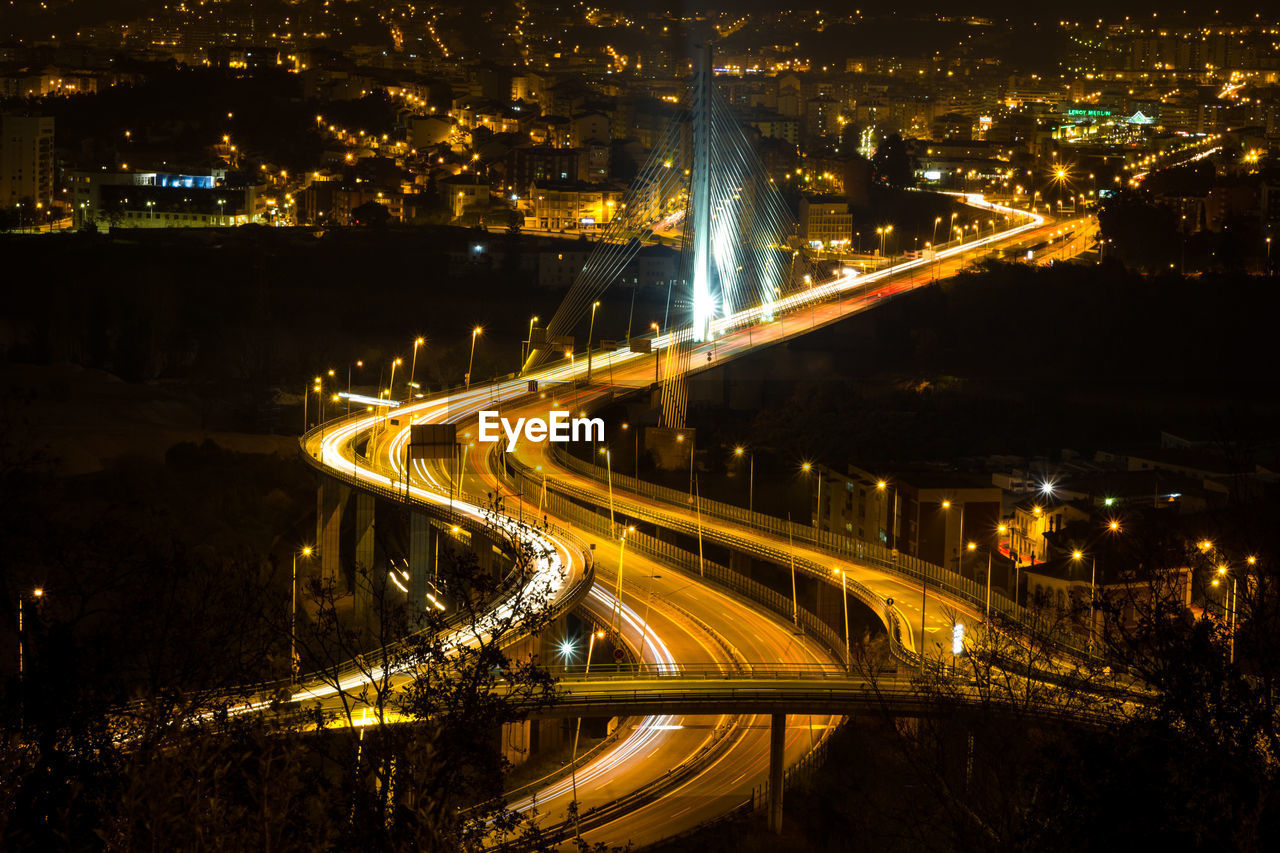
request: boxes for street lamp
[587,301,600,382]
[17,586,44,726]
[386,358,402,424]
[570,626,606,840]
[1210,568,1239,664]
[313,375,324,431]
[408,337,425,401]
[347,360,363,415]
[611,526,636,636]
[1071,549,1097,654]
[291,546,313,686]
[599,446,615,532]
[466,326,482,389]
[968,540,993,618]
[801,461,821,530]
[833,568,851,672]
[650,322,661,383]
[735,446,754,513]
[876,479,892,548]
[524,315,539,364]
[998,523,1020,604]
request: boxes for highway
[294,196,1097,847]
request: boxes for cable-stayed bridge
[527,44,800,429]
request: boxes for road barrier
[492,446,919,671]
[546,445,1091,660]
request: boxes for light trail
[289,193,1054,842]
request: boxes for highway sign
[630,337,652,354]
[409,423,457,459]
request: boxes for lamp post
[998,524,1018,604]
[386,358,402,427]
[570,627,605,841]
[611,526,635,636]
[1212,564,1240,664]
[466,326,482,389]
[408,337,424,402]
[802,462,821,530]
[650,322,660,383]
[291,547,313,686]
[524,315,538,364]
[833,569,850,671]
[347,360,363,415]
[599,447,615,533]
[17,586,43,727]
[876,480,889,547]
[314,376,326,438]
[967,541,992,618]
[586,301,600,382]
[735,446,754,513]
[1071,550,1097,654]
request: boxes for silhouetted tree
[871,133,915,189]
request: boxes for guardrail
[539,682,1125,728]
[495,446,926,670]
[553,662,872,680]
[238,432,600,711]
[492,446,924,672]
[546,445,1091,660]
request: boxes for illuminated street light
[832,568,851,671]
[734,446,754,513]
[291,546,314,686]
[1071,549,1097,654]
[466,326,482,389]
[587,301,600,382]
[408,337,425,401]
[524,315,539,364]
[346,360,363,416]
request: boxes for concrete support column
[408,511,437,612]
[355,493,376,571]
[316,481,348,584]
[768,712,786,834]
[354,492,376,617]
[501,720,532,768]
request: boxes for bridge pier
[768,712,785,834]
[408,510,437,612]
[316,481,348,583]
[354,492,377,617]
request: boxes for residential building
[798,196,853,247]
[1,114,54,208]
